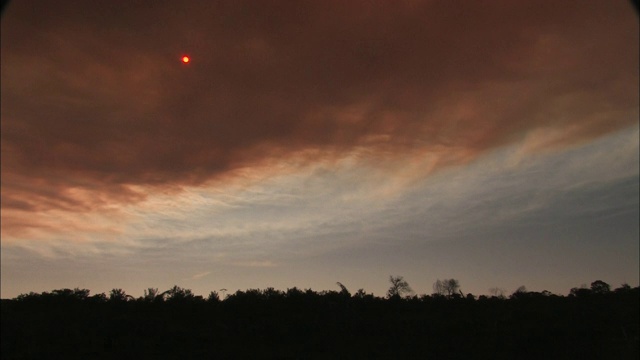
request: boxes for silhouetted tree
[164,285,194,302]
[569,286,591,297]
[283,287,307,304]
[387,275,413,298]
[489,287,505,298]
[433,279,446,296]
[445,279,460,297]
[16,292,41,302]
[89,293,107,303]
[71,288,91,300]
[336,282,351,297]
[509,286,529,299]
[48,288,91,301]
[353,288,373,300]
[262,287,283,300]
[615,283,632,293]
[433,279,460,297]
[109,288,131,302]
[207,291,220,303]
[143,288,161,302]
[590,280,611,294]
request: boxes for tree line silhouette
[1,278,638,359]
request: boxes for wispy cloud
[232,261,278,269]
[190,271,211,280]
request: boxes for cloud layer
[2,0,638,237]
[2,125,637,297]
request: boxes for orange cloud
[1,0,637,236]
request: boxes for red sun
[181,55,190,64]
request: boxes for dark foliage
[1,282,638,359]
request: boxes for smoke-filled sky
[1,0,638,299]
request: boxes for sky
[1,0,638,299]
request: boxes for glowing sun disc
[181,55,190,63]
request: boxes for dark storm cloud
[1,0,638,216]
